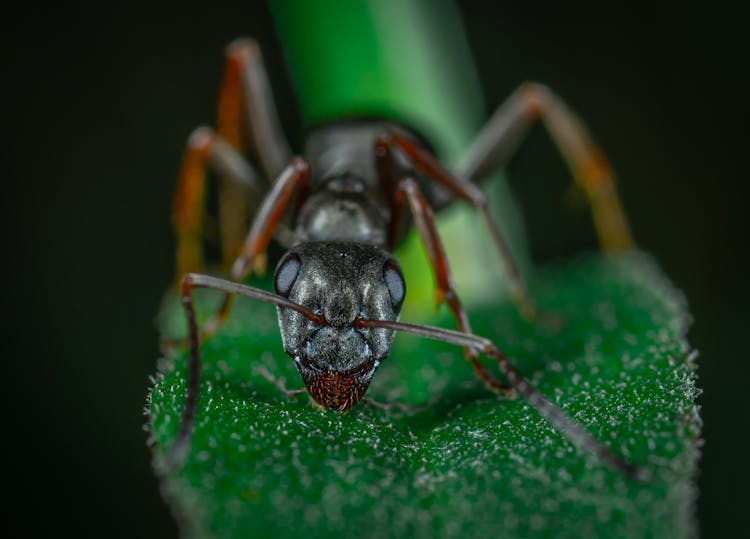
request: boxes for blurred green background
[7,1,747,537]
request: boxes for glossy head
[273,241,405,410]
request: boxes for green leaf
[147,251,699,539]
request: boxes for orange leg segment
[458,82,634,250]
[171,127,264,281]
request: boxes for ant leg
[172,127,264,281]
[378,131,537,320]
[215,39,292,266]
[222,39,292,181]
[256,365,307,399]
[457,82,634,250]
[171,39,292,280]
[230,157,310,281]
[377,140,514,394]
[394,175,516,396]
[200,158,310,339]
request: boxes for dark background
[8,1,747,537]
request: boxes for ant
[165,39,648,481]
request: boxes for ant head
[273,241,405,410]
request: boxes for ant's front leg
[165,156,310,359]
[378,131,537,321]
[376,137,515,395]
[395,177,516,397]
[199,158,310,340]
[256,365,307,399]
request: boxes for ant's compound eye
[274,253,301,297]
[383,260,405,309]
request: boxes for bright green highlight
[149,252,699,539]
[268,0,484,165]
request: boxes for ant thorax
[272,241,405,410]
[294,180,388,246]
[298,121,430,251]
[305,121,398,191]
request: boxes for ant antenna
[357,318,652,482]
[164,273,325,469]
[165,272,650,483]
